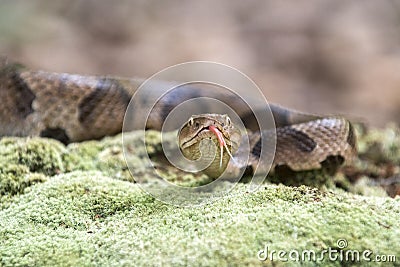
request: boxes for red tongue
[208,125,225,148]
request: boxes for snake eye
[226,116,231,126]
[188,118,200,129]
[188,117,194,126]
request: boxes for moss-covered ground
[0,126,399,266]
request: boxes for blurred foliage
[1,0,400,126]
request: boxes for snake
[0,57,357,178]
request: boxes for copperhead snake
[0,58,357,178]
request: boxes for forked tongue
[208,125,235,168]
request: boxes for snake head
[178,114,241,178]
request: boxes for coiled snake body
[0,59,357,178]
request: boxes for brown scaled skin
[178,114,242,178]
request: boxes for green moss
[349,176,390,197]
[0,138,62,199]
[341,124,400,197]
[0,164,47,197]
[267,169,334,188]
[0,174,399,266]
[0,137,65,175]
[62,141,103,172]
[357,124,400,164]
[0,125,399,266]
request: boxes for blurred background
[1,0,399,127]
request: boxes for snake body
[0,58,357,178]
